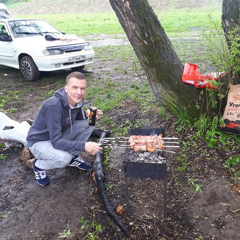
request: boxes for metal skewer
[105,140,179,144]
[98,135,180,154]
[101,145,178,154]
[102,137,179,140]
[99,139,179,144]
[115,145,180,148]
[101,143,180,148]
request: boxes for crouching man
[26,72,103,186]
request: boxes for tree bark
[222,0,240,46]
[222,0,240,83]
[109,0,203,119]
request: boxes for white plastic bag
[0,112,30,146]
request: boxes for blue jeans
[29,119,94,170]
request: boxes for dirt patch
[0,38,240,240]
[190,177,240,239]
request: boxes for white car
[0,18,95,81]
[0,3,12,19]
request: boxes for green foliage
[0,144,6,160]
[45,90,55,98]
[225,155,240,183]
[174,110,192,133]
[195,236,204,240]
[201,15,240,84]
[192,112,240,150]
[176,154,188,173]
[188,178,203,192]
[0,212,8,219]
[174,108,240,184]
[91,220,102,233]
[158,106,169,124]
[194,114,211,137]
[0,154,7,160]
[226,28,240,82]
[0,97,6,112]
[77,216,102,240]
[103,147,110,170]
[58,226,72,238]
[78,216,89,230]
[225,155,240,167]
[200,14,229,73]
[188,17,240,154]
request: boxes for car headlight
[42,49,63,55]
[83,45,93,51]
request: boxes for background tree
[222,0,240,83]
[109,0,229,120]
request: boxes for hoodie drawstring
[81,107,86,120]
[69,109,73,132]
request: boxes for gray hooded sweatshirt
[27,88,86,152]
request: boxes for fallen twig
[232,209,240,213]
[40,80,62,89]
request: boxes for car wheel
[20,56,40,81]
[71,65,85,72]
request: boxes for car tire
[20,56,40,81]
[71,65,85,72]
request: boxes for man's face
[64,77,86,106]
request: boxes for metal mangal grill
[123,127,168,218]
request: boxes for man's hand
[85,109,90,118]
[85,109,103,119]
[85,142,103,155]
[96,109,103,119]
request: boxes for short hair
[66,72,86,85]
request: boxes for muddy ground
[0,37,240,240]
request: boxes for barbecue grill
[123,127,168,218]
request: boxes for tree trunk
[109,0,202,119]
[222,0,240,45]
[222,0,240,83]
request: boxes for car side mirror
[0,35,12,42]
[61,31,65,35]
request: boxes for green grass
[158,9,222,35]
[15,12,124,36]
[4,1,23,10]
[15,9,222,37]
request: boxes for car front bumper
[33,50,95,71]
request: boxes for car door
[0,22,15,66]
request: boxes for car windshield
[8,19,60,38]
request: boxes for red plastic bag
[182,63,226,90]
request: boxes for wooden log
[91,129,129,237]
